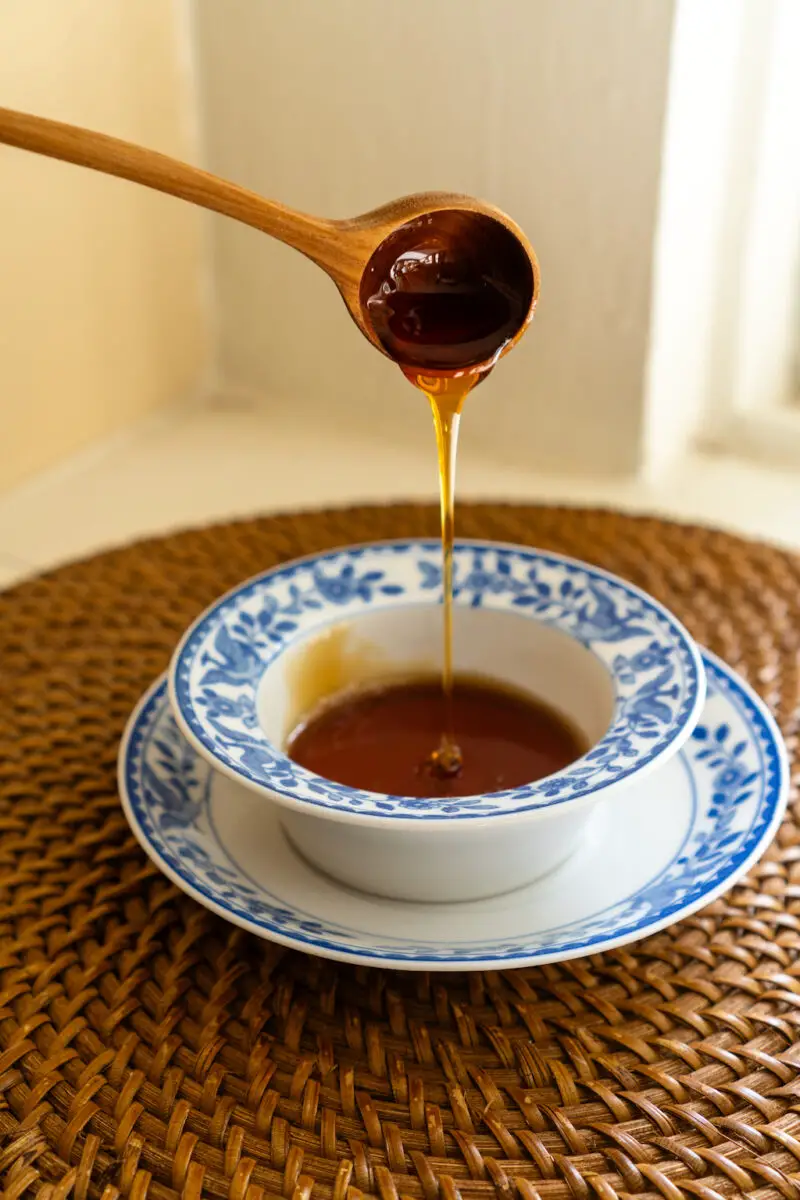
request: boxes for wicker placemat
[1,502,799,1200]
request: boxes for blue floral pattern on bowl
[169,541,705,819]
[121,651,787,967]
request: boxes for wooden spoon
[0,105,539,362]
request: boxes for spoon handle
[0,105,341,269]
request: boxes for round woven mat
[1,503,800,1200]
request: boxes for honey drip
[360,208,535,781]
[407,371,479,776]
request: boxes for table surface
[0,502,798,1200]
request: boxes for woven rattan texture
[0,503,799,1200]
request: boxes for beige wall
[194,0,675,475]
[0,0,208,491]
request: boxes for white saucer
[119,650,787,971]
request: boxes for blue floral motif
[418,560,442,591]
[199,624,265,688]
[121,651,787,966]
[141,721,204,833]
[621,666,680,734]
[457,551,530,608]
[685,721,760,867]
[200,689,259,731]
[171,540,704,820]
[313,564,404,605]
[512,576,656,642]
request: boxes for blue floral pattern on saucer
[121,651,787,969]
[169,541,705,819]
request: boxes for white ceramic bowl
[169,540,705,902]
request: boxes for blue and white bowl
[168,540,706,902]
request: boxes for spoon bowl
[357,204,537,373]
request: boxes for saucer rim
[120,649,788,971]
[167,537,706,828]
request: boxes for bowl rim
[168,537,706,828]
